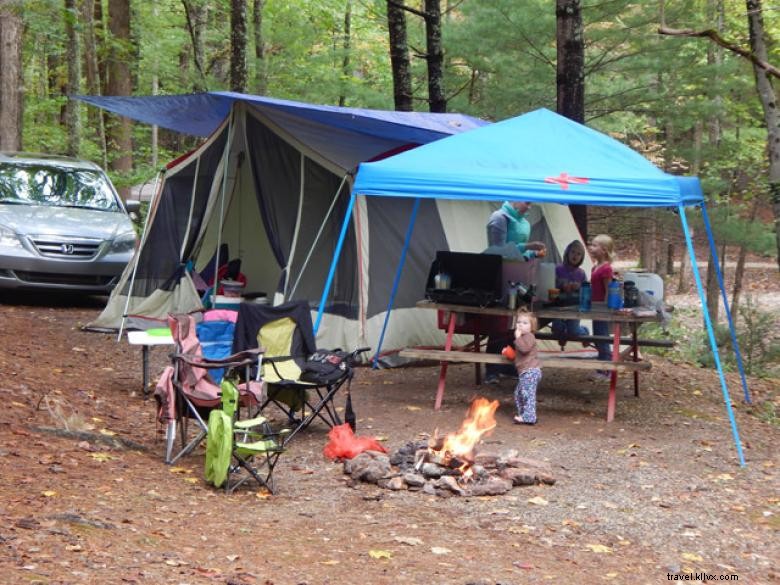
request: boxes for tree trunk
[731,200,759,321]
[252,0,266,94]
[746,0,780,271]
[81,0,107,167]
[230,0,248,93]
[65,0,81,158]
[181,0,208,91]
[556,0,587,240]
[639,210,656,270]
[106,0,133,197]
[0,0,23,151]
[338,0,352,107]
[424,0,445,112]
[386,1,412,111]
[665,241,675,275]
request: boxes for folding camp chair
[154,313,264,464]
[232,301,370,445]
[204,378,288,494]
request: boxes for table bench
[411,300,665,421]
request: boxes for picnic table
[400,300,668,422]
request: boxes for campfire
[415,397,499,482]
[343,397,556,497]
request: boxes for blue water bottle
[579,281,592,312]
[607,279,623,309]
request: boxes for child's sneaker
[513,415,536,425]
[588,370,611,382]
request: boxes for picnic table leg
[474,334,481,386]
[631,323,639,397]
[141,345,150,399]
[606,323,621,422]
[435,311,458,410]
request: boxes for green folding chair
[204,378,289,494]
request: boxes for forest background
[0,0,778,324]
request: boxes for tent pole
[283,152,307,299]
[117,168,165,342]
[372,198,420,368]
[288,174,349,299]
[678,205,746,467]
[210,112,235,305]
[314,191,356,335]
[700,202,752,404]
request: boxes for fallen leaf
[183,477,199,484]
[319,560,340,565]
[65,544,82,552]
[430,547,451,555]
[11,401,26,408]
[169,466,192,474]
[405,405,421,411]
[42,490,57,497]
[99,429,117,436]
[692,390,702,396]
[226,554,239,562]
[89,453,115,462]
[584,544,612,554]
[394,536,423,546]
[716,473,734,481]
[527,496,549,506]
[368,549,393,559]
[681,552,703,562]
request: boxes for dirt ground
[1,275,779,585]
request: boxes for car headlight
[0,224,22,248]
[110,231,137,254]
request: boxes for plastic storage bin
[623,271,664,300]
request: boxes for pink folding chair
[154,314,264,464]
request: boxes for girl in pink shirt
[589,234,616,374]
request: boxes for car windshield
[0,163,120,211]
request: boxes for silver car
[0,152,140,293]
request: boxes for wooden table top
[416,299,663,324]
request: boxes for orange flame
[438,397,499,465]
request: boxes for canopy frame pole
[679,204,746,467]
[700,202,752,404]
[209,112,235,306]
[288,174,349,299]
[117,168,165,342]
[372,198,420,368]
[314,191,356,335]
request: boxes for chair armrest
[171,347,264,370]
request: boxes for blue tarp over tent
[75,91,486,143]
[352,108,703,207]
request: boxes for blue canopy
[74,91,485,142]
[352,108,703,207]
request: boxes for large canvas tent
[80,93,582,356]
[320,108,751,465]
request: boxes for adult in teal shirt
[486,201,547,258]
[484,201,546,384]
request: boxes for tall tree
[106,0,132,196]
[424,0,445,112]
[746,0,780,270]
[230,0,248,93]
[64,0,81,157]
[181,0,208,91]
[81,0,106,166]
[556,0,587,239]
[252,0,266,94]
[387,0,412,111]
[0,0,23,150]
[338,0,352,107]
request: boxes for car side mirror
[125,199,141,214]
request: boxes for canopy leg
[679,205,745,467]
[372,198,421,368]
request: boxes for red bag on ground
[323,423,387,460]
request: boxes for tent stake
[372,198,421,368]
[700,202,752,404]
[679,205,746,467]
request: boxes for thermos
[578,281,592,311]
[607,279,623,309]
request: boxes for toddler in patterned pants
[503,309,542,425]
